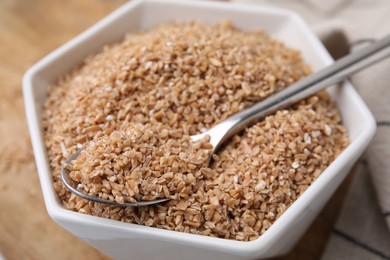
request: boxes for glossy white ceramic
[23,0,376,259]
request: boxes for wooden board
[0,1,353,259]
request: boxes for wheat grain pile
[43,21,348,241]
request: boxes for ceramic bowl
[23,0,376,259]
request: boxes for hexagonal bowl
[23,0,376,259]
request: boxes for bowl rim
[22,0,376,255]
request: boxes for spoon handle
[207,34,390,151]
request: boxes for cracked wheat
[43,21,348,241]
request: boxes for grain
[70,124,211,203]
[42,21,348,241]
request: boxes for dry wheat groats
[43,21,348,241]
[69,124,212,203]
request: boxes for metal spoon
[62,33,390,207]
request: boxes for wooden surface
[0,1,353,259]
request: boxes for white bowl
[23,0,376,259]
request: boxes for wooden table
[0,1,353,259]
